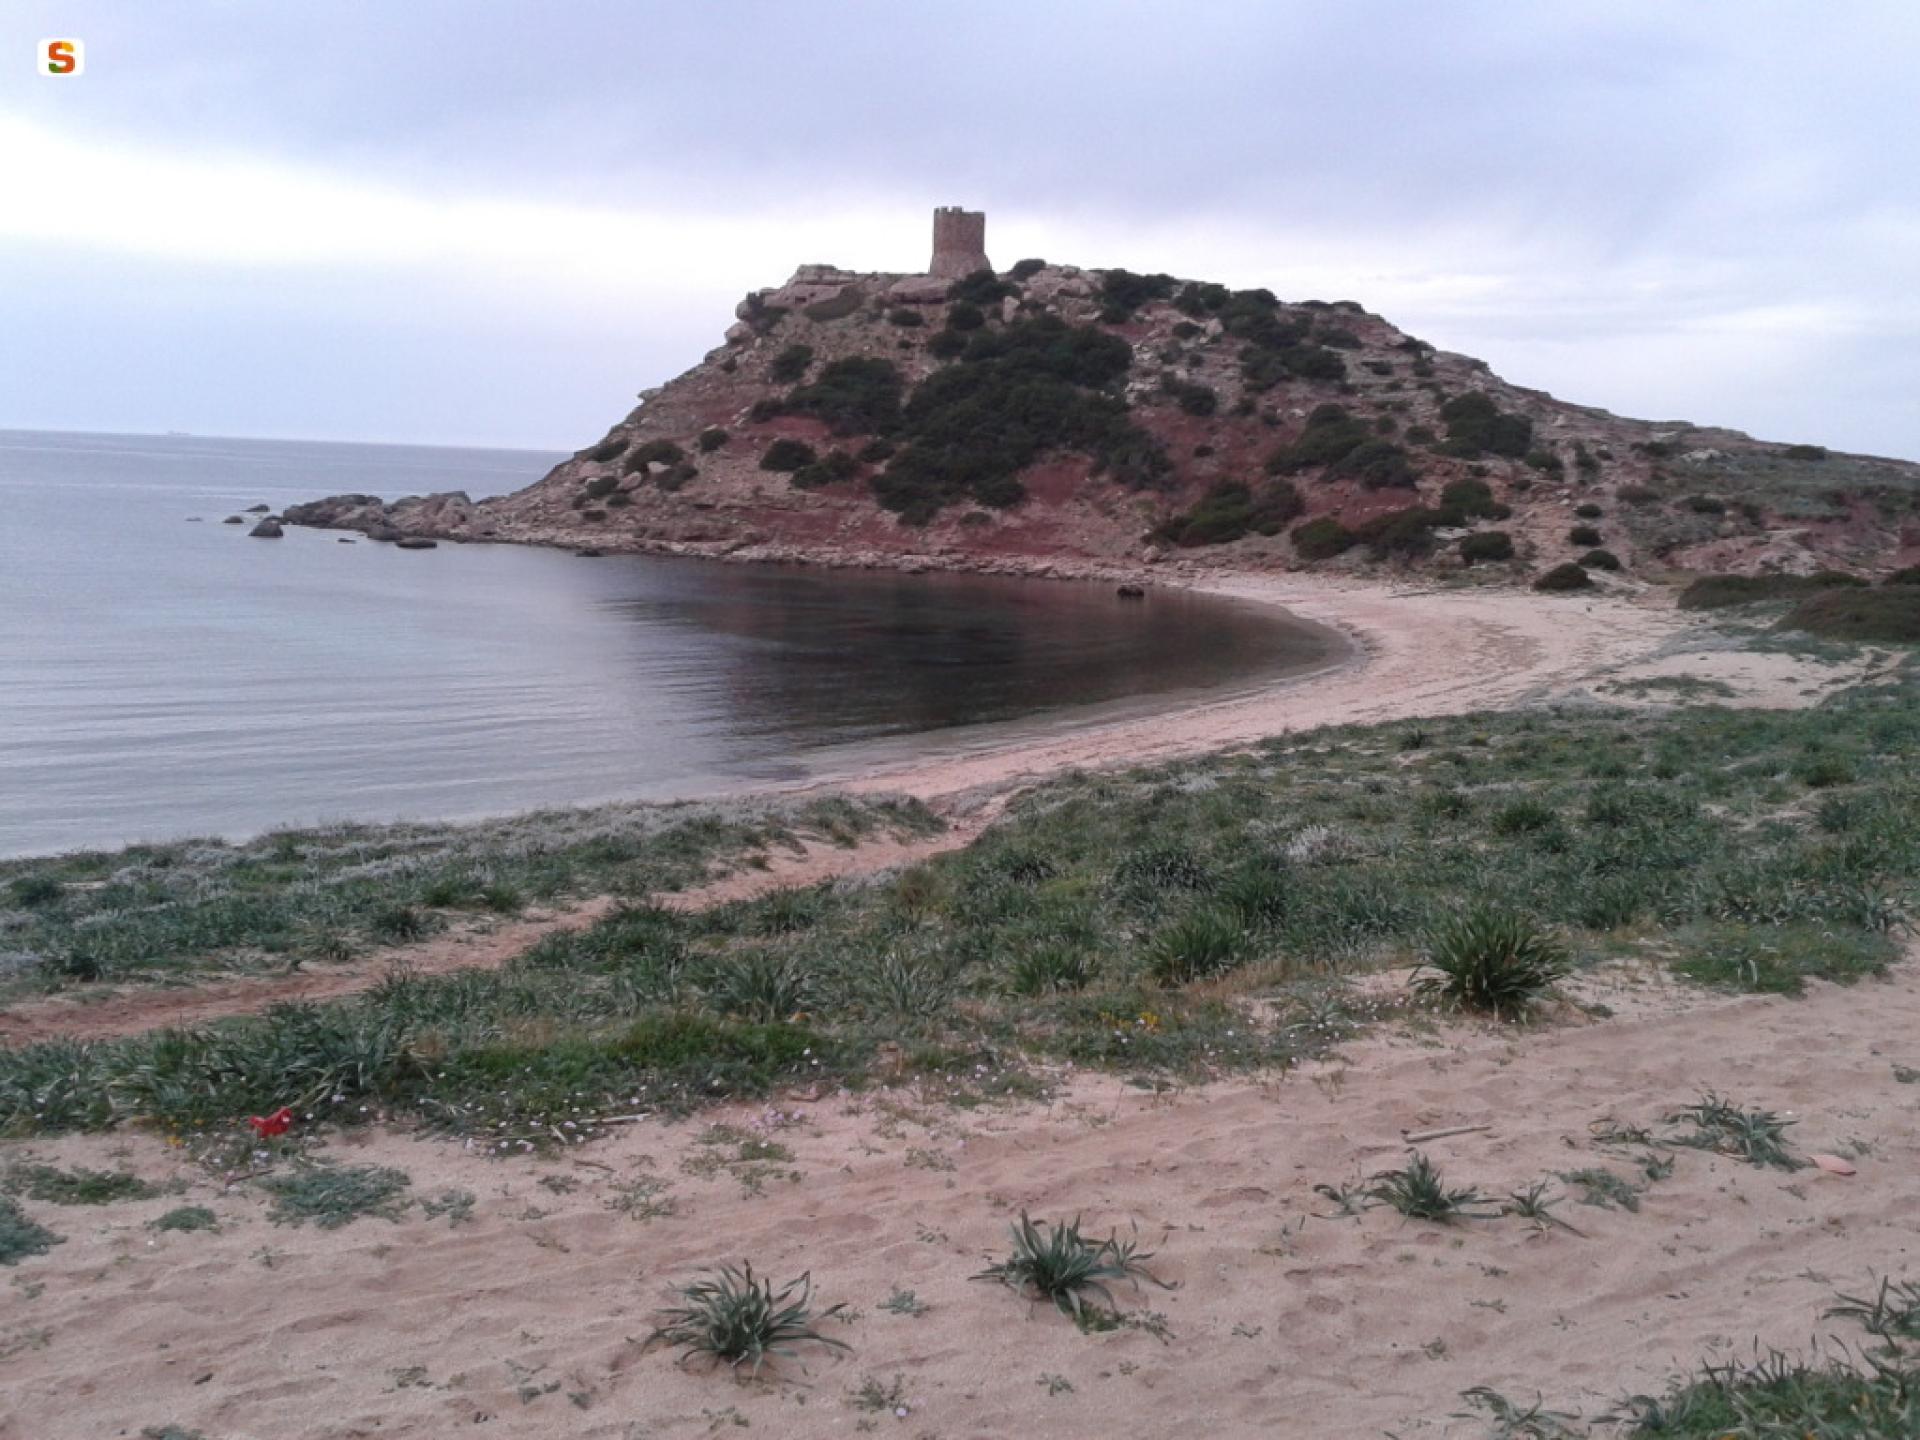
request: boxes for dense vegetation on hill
[287,256,1920,588]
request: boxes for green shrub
[1165,379,1218,416]
[785,357,903,436]
[768,344,814,384]
[1574,502,1603,518]
[1782,443,1829,461]
[1459,531,1515,565]
[947,269,1015,306]
[1331,440,1417,490]
[9,875,62,908]
[1619,484,1661,505]
[584,436,628,463]
[1267,404,1371,473]
[1353,507,1444,559]
[1009,258,1047,281]
[1780,587,1920,643]
[1439,392,1532,458]
[791,450,860,490]
[1292,515,1358,560]
[1579,548,1622,571]
[945,301,985,332]
[697,427,730,453]
[1885,566,1920,586]
[1677,572,1867,609]
[760,439,817,473]
[1569,524,1602,546]
[871,316,1162,522]
[886,307,924,327]
[1438,477,1509,521]
[1412,907,1569,1016]
[1098,269,1177,317]
[582,475,619,500]
[1154,480,1303,547]
[1534,563,1594,592]
[926,329,968,359]
[623,439,687,474]
[1684,493,1727,514]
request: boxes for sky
[3,1,1918,457]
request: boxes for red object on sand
[248,1106,294,1139]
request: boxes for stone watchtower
[929,206,991,279]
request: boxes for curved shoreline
[808,571,1701,806]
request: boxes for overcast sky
[4,1,1917,456]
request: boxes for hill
[288,252,1920,585]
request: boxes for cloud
[2,1,1916,455]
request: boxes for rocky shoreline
[281,490,1193,586]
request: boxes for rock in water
[1117,583,1147,599]
[244,503,270,514]
[394,537,438,550]
[223,515,246,525]
[249,519,284,538]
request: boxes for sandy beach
[4,948,1914,1439]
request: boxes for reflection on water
[0,430,1341,856]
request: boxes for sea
[0,430,1343,858]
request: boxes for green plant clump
[972,1212,1165,1318]
[1780,587,1920,643]
[1534,562,1595,592]
[768,344,814,384]
[760,438,818,473]
[1459,531,1515,565]
[261,1164,413,1229]
[644,1263,848,1377]
[1412,907,1569,1016]
[1366,1150,1495,1222]
[0,1196,63,1265]
[1154,480,1303,547]
[1291,515,1357,560]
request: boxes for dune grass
[2,661,1917,1147]
[0,794,940,996]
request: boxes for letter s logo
[42,39,84,76]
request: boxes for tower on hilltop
[929,206,991,279]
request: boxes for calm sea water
[0,430,1342,857]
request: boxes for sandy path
[5,953,1915,1439]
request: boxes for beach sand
[3,951,1914,1439]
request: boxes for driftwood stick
[1402,1123,1493,1144]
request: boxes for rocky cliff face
[287,261,1920,582]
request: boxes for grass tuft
[260,1163,412,1228]
[643,1263,848,1377]
[1665,1092,1802,1170]
[1367,1150,1497,1223]
[972,1211,1167,1318]
[0,1196,63,1264]
[1412,907,1569,1017]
